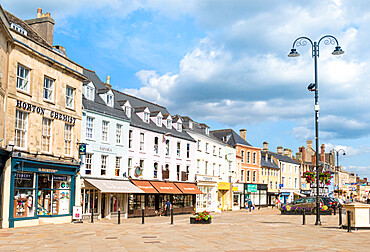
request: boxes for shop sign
[99,146,112,152]
[72,206,82,220]
[16,100,76,124]
[79,144,86,155]
[247,184,257,192]
[38,168,58,173]
[134,166,142,178]
[54,176,67,181]
[218,182,230,190]
[15,173,32,179]
[196,175,218,182]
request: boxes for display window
[184,195,193,207]
[129,194,144,211]
[81,189,98,214]
[14,172,36,218]
[172,195,184,208]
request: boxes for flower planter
[190,217,212,224]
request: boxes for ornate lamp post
[288,35,344,225]
[333,149,346,170]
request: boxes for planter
[190,217,212,224]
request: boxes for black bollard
[339,206,342,227]
[170,208,174,225]
[142,208,145,224]
[302,208,306,225]
[91,208,94,223]
[333,204,336,216]
[118,208,121,225]
[347,210,351,232]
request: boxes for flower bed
[190,211,213,224]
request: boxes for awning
[131,180,158,194]
[175,183,203,194]
[85,178,144,193]
[150,181,182,194]
[294,191,307,197]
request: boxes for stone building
[0,7,85,228]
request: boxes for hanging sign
[134,166,142,178]
[79,144,87,155]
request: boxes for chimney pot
[46,13,51,18]
[37,8,42,18]
[239,129,247,141]
[42,13,46,17]
[277,146,283,155]
[107,75,110,85]
[263,142,268,151]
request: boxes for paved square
[0,208,369,251]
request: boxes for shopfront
[244,183,268,207]
[129,180,158,217]
[232,183,244,210]
[83,178,143,220]
[0,149,10,228]
[6,157,78,228]
[268,192,279,206]
[196,175,218,212]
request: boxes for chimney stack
[296,152,302,161]
[320,144,325,162]
[239,129,247,141]
[25,8,55,45]
[307,140,313,150]
[277,146,283,155]
[263,142,268,151]
[107,75,110,85]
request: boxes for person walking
[165,199,172,216]
[248,199,253,212]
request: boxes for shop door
[101,194,106,218]
[155,195,159,211]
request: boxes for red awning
[150,181,182,194]
[175,183,203,194]
[130,180,158,194]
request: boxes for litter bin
[343,202,370,229]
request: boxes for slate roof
[112,90,195,142]
[82,69,129,121]
[5,10,52,48]
[263,150,300,165]
[211,129,252,147]
[260,152,280,169]
[181,117,226,145]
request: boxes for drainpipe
[3,41,11,149]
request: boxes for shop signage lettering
[183,187,195,191]
[54,176,67,181]
[38,168,58,173]
[15,173,31,179]
[99,146,112,152]
[160,186,174,190]
[247,184,257,192]
[16,100,76,124]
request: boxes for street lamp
[288,35,344,226]
[332,149,346,170]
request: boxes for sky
[3,0,370,179]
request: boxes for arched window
[247,151,251,164]
[253,171,256,182]
[253,152,257,164]
[241,150,245,163]
[247,170,250,182]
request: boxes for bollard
[339,206,342,227]
[302,208,306,225]
[142,208,145,224]
[170,208,174,225]
[347,210,351,232]
[91,208,94,223]
[118,208,121,225]
[333,204,336,216]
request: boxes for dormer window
[107,94,113,107]
[144,112,150,123]
[167,119,172,129]
[177,122,182,131]
[124,106,131,118]
[10,23,27,36]
[205,128,209,135]
[157,116,162,126]
[189,121,193,129]
[86,86,94,100]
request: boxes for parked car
[320,197,335,208]
[332,198,344,206]
[287,197,323,212]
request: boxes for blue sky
[3,0,370,178]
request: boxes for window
[218,164,221,176]
[154,137,159,154]
[253,152,257,164]
[85,153,92,175]
[140,133,144,151]
[165,140,170,155]
[247,151,251,163]
[294,178,298,188]
[17,64,29,92]
[219,148,221,156]
[66,86,74,109]
[124,106,131,118]
[116,124,122,144]
[115,157,121,176]
[15,110,28,148]
[241,150,245,163]
[253,171,256,182]
[177,165,180,180]
[197,140,201,151]
[189,121,193,129]
[205,143,209,153]
[177,142,181,157]
[205,128,209,135]
[86,117,94,139]
[102,121,109,142]
[186,166,190,181]
[282,177,286,187]
[13,172,35,218]
[261,168,264,176]
[167,119,172,128]
[139,160,144,175]
[43,77,54,101]
[154,163,158,178]
[205,161,208,175]
[187,143,190,158]
[177,122,182,131]
[241,170,244,181]
[106,94,113,107]
[41,118,52,152]
[143,112,149,123]
[289,177,292,187]
[197,159,200,173]
[86,86,94,100]
[275,182,278,189]
[213,146,216,155]
[282,163,285,173]
[295,166,298,174]
[270,181,273,189]
[157,116,162,126]
[212,163,215,176]
[129,130,133,148]
[101,155,107,175]
[289,165,292,173]
[128,158,132,177]
[64,124,73,155]
[247,170,250,182]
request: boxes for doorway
[101,194,106,218]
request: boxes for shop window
[115,157,121,176]
[172,195,184,208]
[154,162,158,179]
[81,189,98,214]
[14,172,35,218]
[85,153,92,175]
[64,123,73,155]
[42,117,52,152]
[128,194,145,212]
[15,110,28,148]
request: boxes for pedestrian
[248,199,253,212]
[165,199,171,216]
